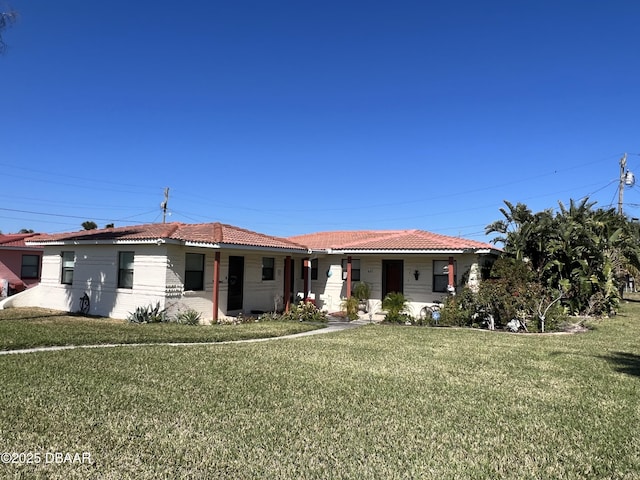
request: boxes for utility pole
[619,153,627,215]
[161,187,169,223]
[618,154,636,216]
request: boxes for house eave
[182,241,307,253]
[28,238,182,247]
[325,249,469,255]
[0,245,43,251]
[214,243,308,254]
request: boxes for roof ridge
[339,230,412,248]
[218,222,308,248]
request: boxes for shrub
[174,308,202,326]
[382,292,412,324]
[439,288,476,327]
[256,312,280,322]
[352,282,371,312]
[126,302,167,324]
[281,301,328,323]
[353,282,371,299]
[436,258,569,332]
[340,297,360,321]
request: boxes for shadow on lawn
[599,351,640,378]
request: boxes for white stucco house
[2,222,500,321]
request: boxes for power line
[0,207,154,225]
[0,163,164,193]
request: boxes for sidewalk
[0,319,370,356]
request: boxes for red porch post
[283,256,291,312]
[346,256,352,297]
[303,258,310,301]
[212,251,220,322]
[448,256,455,291]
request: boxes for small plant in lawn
[341,296,360,321]
[126,302,167,324]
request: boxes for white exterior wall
[163,244,213,321]
[18,242,489,322]
[311,253,484,315]
[164,247,308,322]
[35,244,170,319]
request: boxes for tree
[0,8,18,55]
[18,228,34,234]
[82,221,98,230]
[487,198,640,316]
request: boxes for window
[262,257,275,281]
[300,259,318,280]
[21,255,39,279]
[118,251,135,289]
[61,251,75,285]
[185,253,205,291]
[433,260,456,293]
[341,258,361,281]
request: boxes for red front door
[382,260,403,298]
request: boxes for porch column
[303,258,310,301]
[212,251,220,322]
[283,256,292,312]
[346,256,352,297]
[448,256,455,291]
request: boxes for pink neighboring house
[0,233,43,295]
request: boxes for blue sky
[2,1,640,240]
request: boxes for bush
[127,302,167,324]
[439,288,476,327]
[174,308,202,326]
[354,282,371,299]
[437,258,568,331]
[382,292,412,324]
[341,297,360,321]
[281,301,328,323]
[256,312,280,322]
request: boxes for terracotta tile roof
[288,229,498,252]
[28,223,308,251]
[0,233,42,249]
[28,223,181,243]
[170,223,307,250]
[27,223,497,253]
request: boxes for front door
[227,256,244,311]
[382,260,404,298]
[283,258,295,303]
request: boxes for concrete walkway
[0,319,373,356]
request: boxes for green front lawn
[1,303,639,478]
[0,308,321,350]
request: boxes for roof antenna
[161,187,169,223]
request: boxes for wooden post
[213,251,220,322]
[303,258,310,301]
[448,256,455,290]
[284,256,291,312]
[346,256,352,297]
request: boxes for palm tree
[487,198,640,315]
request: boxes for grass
[0,308,322,350]
[1,302,640,478]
